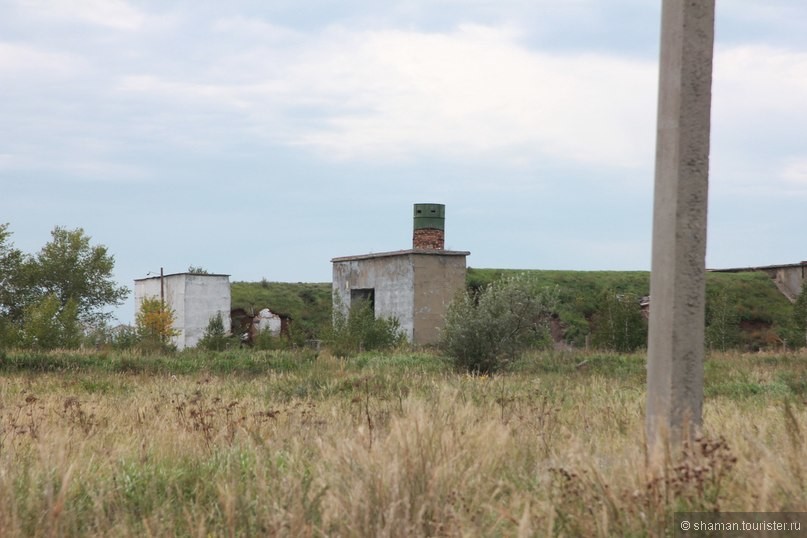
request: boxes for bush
[198,312,231,351]
[328,298,406,357]
[253,328,291,351]
[20,293,81,350]
[110,325,139,350]
[135,297,178,353]
[590,291,647,353]
[0,316,19,349]
[791,281,807,349]
[440,273,558,373]
[706,289,742,351]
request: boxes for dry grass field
[1,348,807,537]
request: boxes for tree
[135,297,178,352]
[792,281,807,348]
[440,274,558,373]
[198,312,229,351]
[705,289,741,351]
[0,223,28,323]
[32,226,129,325]
[590,291,647,353]
[20,294,81,350]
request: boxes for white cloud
[711,44,807,193]
[782,159,807,185]
[0,42,86,76]
[117,75,258,108]
[118,23,658,168]
[212,16,304,44]
[0,148,147,183]
[17,0,146,30]
[714,45,807,117]
[287,24,658,167]
[0,153,15,168]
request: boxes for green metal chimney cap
[413,203,445,230]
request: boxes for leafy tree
[188,265,209,274]
[198,312,230,351]
[792,281,807,348]
[705,289,741,351]
[136,297,178,352]
[0,313,20,350]
[440,274,558,373]
[31,226,129,325]
[81,322,140,350]
[109,325,139,350]
[0,223,29,323]
[590,291,647,353]
[20,294,81,350]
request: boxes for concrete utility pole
[646,0,715,460]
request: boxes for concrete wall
[412,254,467,345]
[766,266,806,302]
[332,254,416,340]
[183,274,231,349]
[134,273,231,350]
[134,275,186,347]
[254,308,283,337]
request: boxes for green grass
[227,269,795,351]
[3,348,807,536]
[230,280,332,340]
[705,271,794,325]
[468,267,795,348]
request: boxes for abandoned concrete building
[710,262,807,302]
[134,272,231,350]
[332,204,470,345]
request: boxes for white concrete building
[134,272,231,350]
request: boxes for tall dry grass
[0,350,806,536]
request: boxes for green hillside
[230,269,796,350]
[230,281,332,340]
[468,268,796,349]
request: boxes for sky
[2,1,807,324]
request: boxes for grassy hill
[230,281,332,340]
[230,269,796,349]
[468,268,796,349]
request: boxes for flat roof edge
[134,272,231,282]
[709,262,807,273]
[332,249,470,263]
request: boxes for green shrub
[590,291,647,353]
[706,289,742,351]
[328,298,406,357]
[198,312,230,351]
[791,281,807,349]
[110,325,139,350]
[135,297,178,353]
[0,316,19,349]
[440,273,558,373]
[20,293,81,350]
[253,328,291,351]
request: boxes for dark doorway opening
[350,288,375,317]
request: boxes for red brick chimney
[413,203,445,250]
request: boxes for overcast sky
[2,0,807,323]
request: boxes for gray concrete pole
[646,0,715,460]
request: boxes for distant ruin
[710,262,807,302]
